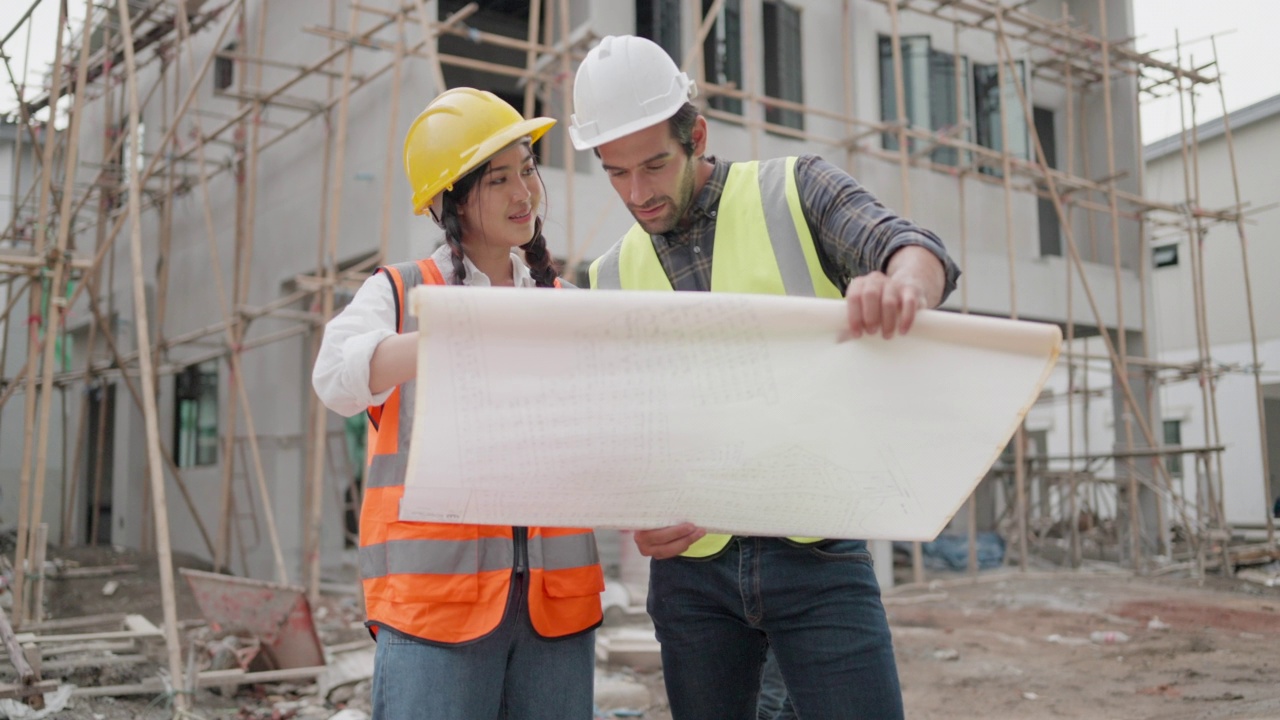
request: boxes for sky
[2,0,1278,145]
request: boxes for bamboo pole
[842,0,857,178]
[558,0,574,263]
[1096,0,1143,570]
[884,0,923,583]
[307,0,362,607]
[1063,1,1081,570]
[1186,57,1230,565]
[380,13,405,264]
[116,0,186,708]
[13,0,69,627]
[945,10,981,577]
[992,9,1028,573]
[523,0,542,119]
[410,0,448,93]
[683,0,728,76]
[1210,35,1275,550]
[885,0,913,216]
[1173,35,1228,569]
[743,0,759,160]
[30,524,46,624]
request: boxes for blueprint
[399,286,1061,541]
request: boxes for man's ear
[691,115,708,157]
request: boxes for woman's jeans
[371,572,596,719]
[649,537,903,720]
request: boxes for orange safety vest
[359,258,603,644]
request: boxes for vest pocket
[541,563,606,598]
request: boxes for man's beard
[630,159,696,235]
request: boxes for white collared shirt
[312,244,537,417]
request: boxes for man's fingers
[634,523,706,560]
[880,289,901,340]
[858,275,885,336]
[846,291,863,339]
[898,285,921,335]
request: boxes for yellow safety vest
[590,156,843,558]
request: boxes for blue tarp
[894,532,1005,571]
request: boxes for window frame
[763,0,805,131]
[174,360,220,468]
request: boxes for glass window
[879,36,972,164]
[637,0,683,62]
[879,35,931,153]
[1153,244,1179,268]
[973,59,1029,176]
[175,360,219,467]
[763,1,804,131]
[703,0,743,115]
[1163,419,1183,478]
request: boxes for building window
[214,42,236,91]
[637,0,682,62]
[1163,419,1183,478]
[1153,243,1179,268]
[1034,106,1061,257]
[878,36,969,166]
[175,360,219,467]
[762,1,804,131]
[703,0,743,115]
[973,59,1029,175]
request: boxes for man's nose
[628,175,652,206]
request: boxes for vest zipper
[513,526,528,574]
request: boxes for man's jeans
[649,537,903,720]
[370,573,596,720]
[757,647,798,720]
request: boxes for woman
[312,88,603,720]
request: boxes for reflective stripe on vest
[359,258,602,643]
[589,157,840,558]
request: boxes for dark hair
[437,144,557,288]
[668,102,699,156]
[590,102,701,159]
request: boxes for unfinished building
[0,0,1275,703]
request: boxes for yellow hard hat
[403,88,556,215]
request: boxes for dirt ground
[8,545,1280,719]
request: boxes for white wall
[1145,104,1280,530]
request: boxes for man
[570,35,960,720]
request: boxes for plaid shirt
[650,155,960,296]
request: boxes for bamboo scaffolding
[1209,36,1276,551]
[0,0,1267,647]
[114,0,186,707]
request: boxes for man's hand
[846,246,945,340]
[633,523,706,560]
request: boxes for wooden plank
[71,666,328,698]
[0,679,59,700]
[19,613,126,633]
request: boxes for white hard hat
[569,35,697,150]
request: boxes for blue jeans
[757,647,797,720]
[649,537,903,720]
[371,573,596,720]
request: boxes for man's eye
[646,164,665,172]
